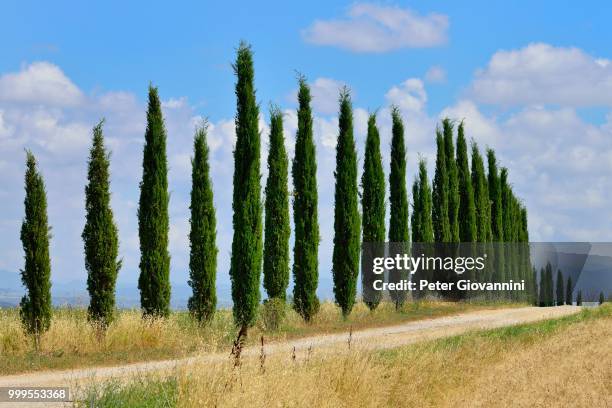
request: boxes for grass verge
[75,304,611,407]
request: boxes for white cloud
[470,43,612,107]
[0,62,83,106]
[385,78,427,113]
[302,3,448,53]
[425,66,446,83]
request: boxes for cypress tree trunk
[443,119,460,243]
[388,106,409,309]
[20,151,52,346]
[188,124,218,323]
[566,276,573,305]
[361,113,385,310]
[332,88,361,317]
[292,77,320,322]
[263,107,290,301]
[556,269,564,306]
[230,42,263,331]
[138,85,171,318]
[471,142,492,242]
[456,122,476,242]
[83,121,121,328]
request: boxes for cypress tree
[292,76,320,322]
[138,85,171,318]
[443,119,460,243]
[566,275,573,305]
[361,113,385,311]
[388,106,409,309]
[576,290,582,306]
[487,149,503,242]
[471,142,492,242]
[538,267,546,307]
[545,262,554,306]
[230,42,263,330]
[433,129,450,243]
[556,269,564,306]
[411,158,434,243]
[20,151,52,344]
[83,121,121,327]
[332,88,361,317]
[599,291,605,305]
[456,122,476,242]
[263,107,290,301]
[188,124,218,323]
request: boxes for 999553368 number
[0,387,70,402]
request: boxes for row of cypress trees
[17,42,533,341]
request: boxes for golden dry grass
[0,299,504,375]
[78,304,610,408]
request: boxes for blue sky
[1,1,612,304]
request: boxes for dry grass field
[0,299,508,375]
[76,304,611,408]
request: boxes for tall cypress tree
[432,129,450,243]
[487,149,503,242]
[538,267,546,307]
[456,122,476,242]
[471,142,492,242]
[412,158,434,243]
[138,85,171,317]
[556,269,564,306]
[292,76,320,322]
[545,262,554,306]
[188,124,218,323]
[388,106,409,309]
[263,107,290,301]
[332,88,361,317]
[230,42,263,331]
[83,121,121,327]
[20,151,52,343]
[576,290,583,306]
[566,276,573,305]
[443,119,460,243]
[361,113,385,311]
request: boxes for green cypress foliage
[388,106,409,309]
[566,276,573,305]
[443,119,460,243]
[599,291,605,305]
[388,106,409,244]
[556,269,564,306]
[83,121,121,327]
[292,77,320,322]
[188,124,218,323]
[20,151,52,342]
[500,168,512,243]
[432,129,450,243]
[332,88,361,317]
[456,122,476,242]
[487,149,503,242]
[538,267,546,307]
[230,42,263,330]
[576,290,582,306]
[361,113,385,311]
[545,262,554,306]
[138,85,171,318]
[263,107,290,301]
[471,142,492,242]
[411,158,434,243]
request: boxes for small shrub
[261,298,287,331]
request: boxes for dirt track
[0,306,580,405]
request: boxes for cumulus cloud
[470,43,612,107]
[385,78,427,113]
[302,3,448,53]
[0,62,83,106]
